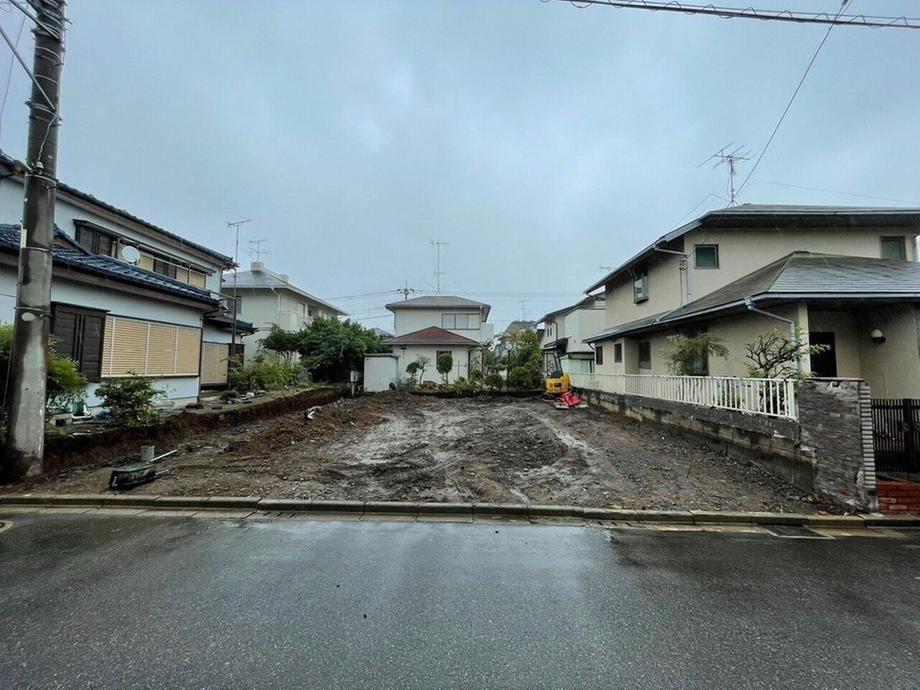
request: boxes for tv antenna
[396,281,416,301]
[519,300,529,320]
[247,238,270,262]
[431,240,450,294]
[599,265,615,273]
[700,144,750,206]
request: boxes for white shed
[363,353,400,392]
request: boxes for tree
[405,355,430,386]
[745,328,829,379]
[664,333,728,376]
[296,317,388,381]
[506,330,542,389]
[95,373,165,427]
[437,352,453,385]
[260,325,300,364]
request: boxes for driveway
[13,394,826,513]
[1,511,918,688]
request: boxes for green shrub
[95,374,165,426]
[508,365,542,390]
[230,357,303,392]
[485,373,504,391]
[436,352,453,384]
[0,324,87,413]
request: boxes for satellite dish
[121,245,141,264]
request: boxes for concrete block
[528,504,585,519]
[0,493,55,505]
[417,502,474,515]
[690,510,754,524]
[583,507,639,522]
[152,496,211,509]
[472,502,529,516]
[308,500,365,513]
[48,494,110,507]
[257,498,313,511]
[631,510,694,523]
[749,512,809,526]
[804,514,867,529]
[205,496,262,510]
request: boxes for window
[75,225,115,256]
[881,236,907,260]
[454,314,470,329]
[101,316,201,377]
[308,306,315,317]
[809,332,837,377]
[594,345,603,365]
[153,258,177,279]
[638,340,651,369]
[51,304,106,382]
[633,271,649,303]
[695,244,719,269]
[613,342,623,363]
[442,313,455,329]
[442,313,478,329]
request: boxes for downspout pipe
[652,246,692,304]
[744,298,800,373]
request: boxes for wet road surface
[1,511,918,689]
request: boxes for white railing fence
[569,373,797,420]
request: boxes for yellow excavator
[543,352,570,396]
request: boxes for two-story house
[221,261,347,363]
[538,294,605,375]
[364,296,494,390]
[583,204,920,397]
[0,151,242,407]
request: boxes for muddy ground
[11,393,833,513]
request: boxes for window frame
[152,257,178,279]
[613,342,623,363]
[594,345,603,366]
[694,244,720,269]
[880,236,907,260]
[50,302,106,383]
[633,271,649,303]
[75,225,117,257]
[638,340,652,370]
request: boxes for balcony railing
[569,372,798,420]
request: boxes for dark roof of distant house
[584,203,920,294]
[222,269,347,316]
[0,152,234,266]
[0,224,218,306]
[538,293,605,324]
[585,252,920,341]
[383,326,479,346]
[384,295,491,320]
[500,320,537,338]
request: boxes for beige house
[365,296,494,390]
[538,294,605,374]
[221,261,347,363]
[584,205,920,397]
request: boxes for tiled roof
[586,252,920,341]
[0,152,233,266]
[584,203,920,294]
[538,293,605,324]
[0,224,219,306]
[383,326,479,346]
[385,295,490,310]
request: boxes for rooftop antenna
[247,238,270,262]
[396,281,416,300]
[431,240,449,295]
[519,300,529,320]
[699,144,751,206]
[599,265,615,273]
[226,219,252,356]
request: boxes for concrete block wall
[577,378,877,511]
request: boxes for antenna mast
[700,144,750,206]
[431,240,450,294]
[247,238,270,263]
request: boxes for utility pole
[226,219,251,363]
[3,0,67,480]
[431,240,449,295]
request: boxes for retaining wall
[575,378,877,511]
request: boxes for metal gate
[872,398,920,476]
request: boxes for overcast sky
[0,0,917,330]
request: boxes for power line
[751,181,920,206]
[736,0,851,197]
[553,0,920,30]
[0,13,24,144]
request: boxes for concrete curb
[0,494,918,528]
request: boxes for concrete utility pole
[3,0,67,480]
[226,219,250,362]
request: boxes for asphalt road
[1,512,918,689]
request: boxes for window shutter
[101,315,201,378]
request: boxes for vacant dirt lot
[12,393,829,513]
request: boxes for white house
[364,295,494,390]
[0,151,240,407]
[538,294,605,375]
[220,261,347,363]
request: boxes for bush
[95,374,165,426]
[0,324,87,413]
[260,325,301,364]
[508,365,542,390]
[230,357,303,392]
[485,373,504,391]
[664,333,728,376]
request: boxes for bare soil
[11,393,832,513]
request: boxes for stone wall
[575,378,877,511]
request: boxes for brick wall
[576,378,878,511]
[877,478,920,515]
